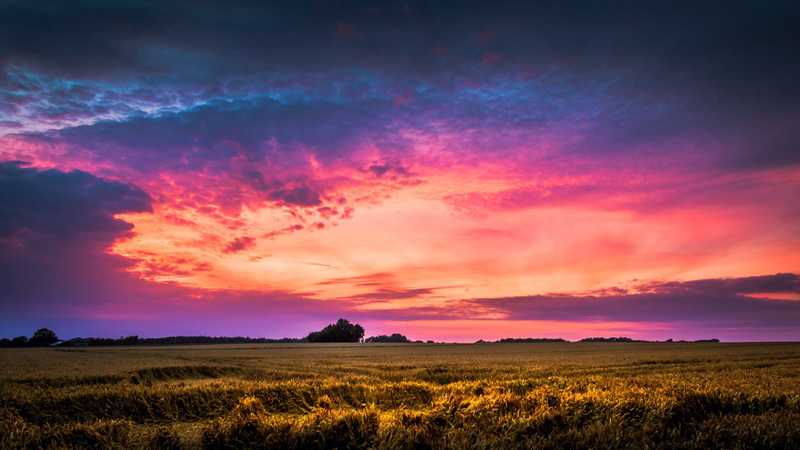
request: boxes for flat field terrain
[1,342,799,449]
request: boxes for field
[1,342,800,449]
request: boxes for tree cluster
[0,328,59,347]
[305,319,365,343]
[364,333,410,343]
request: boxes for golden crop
[1,342,799,449]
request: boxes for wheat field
[1,342,799,449]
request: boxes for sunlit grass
[1,342,799,448]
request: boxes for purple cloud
[462,274,800,336]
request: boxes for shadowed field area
[2,342,800,449]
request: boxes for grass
[1,342,799,448]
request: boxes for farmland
[1,342,799,449]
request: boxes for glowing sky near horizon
[1,1,799,341]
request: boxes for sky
[1,1,799,341]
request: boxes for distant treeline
[477,338,568,343]
[478,337,720,344]
[580,337,642,342]
[0,324,720,348]
[0,332,306,348]
[77,336,306,346]
[577,337,720,343]
[1,328,61,347]
[0,320,420,347]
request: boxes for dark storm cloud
[4,2,797,95]
[463,274,800,327]
[0,1,167,79]
[0,162,151,315]
[0,161,151,238]
[3,1,798,169]
[3,1,796,83]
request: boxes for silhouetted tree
[119,335,139,345]
[11,336,28,346]
[365,333,410,343]
[306,319,364,343]
[29,328,58,346]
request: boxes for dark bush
[365,333,410,343]
[306,319,364,343]
[29,328,59,346]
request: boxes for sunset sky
[1,1,799,341]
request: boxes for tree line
[0,322,719,347]
[0,328,310,347]
[0,320,421,347]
